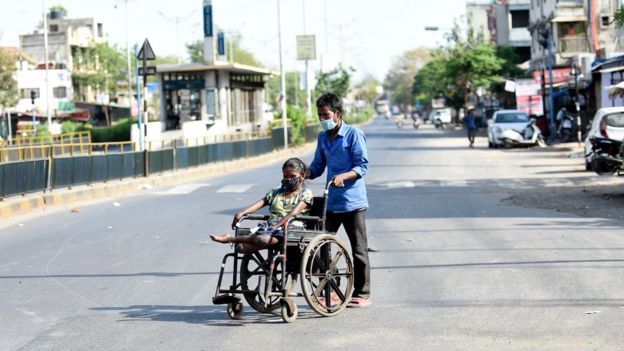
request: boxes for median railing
[0,124,320,200]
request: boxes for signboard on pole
[532,67,572,85]
[296,35,316,60]
[516,79,543,116]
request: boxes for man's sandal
[347,297,372,308]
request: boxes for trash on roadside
[113,202,121,207]
[71,208,80,213]
[585,310,601,314]
[138,183,153,190]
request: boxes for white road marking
[216,184,256,193]
[153,183,211,195]
[384,181,416,189]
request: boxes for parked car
[583,107,624,171]
[429,108,452,129]
[487,110,545,148]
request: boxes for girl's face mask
[281,177,301,192]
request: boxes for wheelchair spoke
[328,278,346,302]
[313,277,328,297]
[327,250,344,272]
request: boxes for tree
[265,71,308,110]
[72,43,126,125]
[615,6,624,28]
[186,33,263,67]
[383,48,430,107]
[354,75,382,104]
[0,49,18,110]
[49,5,68,16]
[315,64,354,101]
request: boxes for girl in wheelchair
[210,158,313,252]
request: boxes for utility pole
[302,0,311,117]
[277,0,288,148]
[547,24,555,144]
[125,0,132,110]
[42,0,51,127]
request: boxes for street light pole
[277,0,288,148]
[42,0,51,127]
[125,0,132,109]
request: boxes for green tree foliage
[354,75,382,104]
[0,49,18,109]
[265,72,308,110]
[615,6,624,28]
[72,43,126,99]
[186,33,263,67]
[411,25,510,110]
[49,5,68,16]
[383,48,430,107]
[314,64,354,101]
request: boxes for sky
[0,0,468,81]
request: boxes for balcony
[559,35,590,55]
[509,28,531,45]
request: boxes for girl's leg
[210,233,280,247]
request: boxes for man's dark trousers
[325,209,370,298]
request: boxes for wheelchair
[212,183,354,323]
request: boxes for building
[151,0,273,141]
[490,0,532,62]
[528,0,594,73]
[19,9,107,103]
[467,1,493,43]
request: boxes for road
[1,118,623,350]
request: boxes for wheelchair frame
[212,182,354,322]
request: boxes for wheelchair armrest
[292,215,323,222]
[240,214,270,222]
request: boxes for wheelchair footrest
[212,294,241,305]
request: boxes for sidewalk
[0,143,316,219]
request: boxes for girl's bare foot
[210,234,231,243]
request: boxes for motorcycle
[587,137,624,175]
[557,113,578,142]
[397,114,421,129]
[500,119,546,148]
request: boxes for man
[464,109,477,148]
[307,92,371,308]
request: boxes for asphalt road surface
[1,118,623,350]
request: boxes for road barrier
[0,124,320,200]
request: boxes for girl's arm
[232,198,267,228]
[273,201,309,229]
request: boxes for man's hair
[316,93,343,116]
[282,157,310,178]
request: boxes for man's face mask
[320,118,337,131]
[281,177,301,192]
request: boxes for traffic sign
[137,39,156,61]
[138,66,157,76]
[296,35,316,61]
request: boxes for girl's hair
[282,157,310,178]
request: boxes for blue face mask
[320,118,337,132]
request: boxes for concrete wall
[14,69,73,114]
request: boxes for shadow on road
[371,258,624,270]
[90,304,323,325]
[0,271,221,280]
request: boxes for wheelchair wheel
[227,302,243,320]
[240,251,286,313]
[301,234,354,317]
[280,299,298,323]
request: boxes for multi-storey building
[490,0,532,62]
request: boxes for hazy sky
[1,0,468,81]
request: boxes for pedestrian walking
[307,92,372,308]
[464,109,478,148]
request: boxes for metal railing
[559,36,590,54]
[12,131,91,147]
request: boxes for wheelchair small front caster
[227,302,244,320]
[280,300,298,323]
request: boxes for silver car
[487,110,538,148]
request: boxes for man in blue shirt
[308,93,371,308]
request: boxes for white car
[429,108,452,128]
[488,110,534,148]
[583,107,624,170]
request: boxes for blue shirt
[309,122,369,212]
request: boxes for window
[21,88,40,99]
[97,23,103,37]
[206,88,218,120]
[49,24,59,32]
[53,87,67,98]
[510,10,530,28]
[496,113,529,123]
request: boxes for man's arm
[307,135,326,180]
[333,129,368,187]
